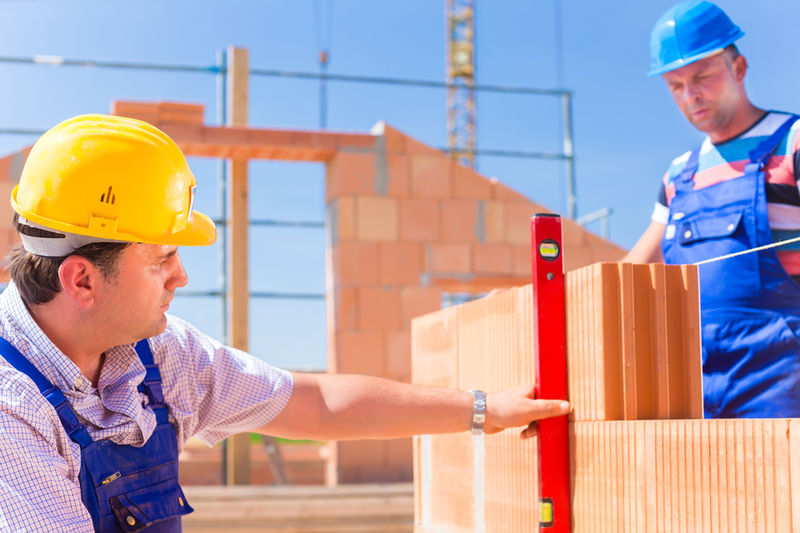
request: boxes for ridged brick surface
[410,264,797,532]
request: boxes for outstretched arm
[622,220,665,263]
[258,373,569,440]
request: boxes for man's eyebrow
[157,249,178,262]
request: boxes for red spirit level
[530,213,571,532]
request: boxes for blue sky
[0,0,796,369]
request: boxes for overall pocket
[110,480,193,532]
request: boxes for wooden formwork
[412,262,800,532]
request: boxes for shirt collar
[0,282,143,394]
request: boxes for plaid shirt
[0,282,293,531]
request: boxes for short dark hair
[724,44,740,60]
[6,215,130,305]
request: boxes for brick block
[402,287,443,328]
[452,162,492,199]
[441,200,479,243]
[111,100,160,124]
[333,286,358,331]
[473,244,514,274]
[160,123,204,145]
[332,242,379,285]
[410,155,451,199]
[484,201,505,244]
[505,201,536,244]
[204,125,251,147]
[513,245,532,277]
[491,179,528,202]
[410,306,457,388]
[405,136,441,157]
[336,331,385,376]
[386,329,412,380]
[326,152,376,201]
[379,242,423,286]
[356,196,398,241]
[386,154,410,198]
[357,286,402,330]
[159,102,205,125]
[399,199,440,242]
[329,196,356,242]
[380,123,408,154]
[425,243,471,274]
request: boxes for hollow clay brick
[402,287,443,330]
[386,330,411,381]
[491,180,529,202]
[452,162,492,199]
[441,200,479,243]
[504,202,537,245]
[326,152,377,201]
[410,155,451,199]
[355,196,398,242]
[331,242,379,285]
[336,331,385,376]
[386,154,411,198]
[379,242,423,286]
[424,243,471,274]
[330,196,356,242]
[484,201,506,244]
[410,306,457,388]
[472,244,514,274]
[399,199,440,242]
[330,286,357,333]
[357,286,401,330]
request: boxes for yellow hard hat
[11,114,216,248]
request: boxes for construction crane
[446,0,476,168]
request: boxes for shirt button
[727,223,735,231]
[178,497,184,506]
[73,377,82,390]
[684,230,692,239]
[126,516,136,526]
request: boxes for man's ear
[58,256,99,308]
[733,54,748,83]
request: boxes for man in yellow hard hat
[625,1,800,418]
[0,114,568,531]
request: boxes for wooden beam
[225,45,251,486]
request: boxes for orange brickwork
[412,263,800,532]
[0,100,625,485]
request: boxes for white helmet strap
[18,217,127,257]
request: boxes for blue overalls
[662,115,800,418]
[0,337,193,531]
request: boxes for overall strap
[673,145,702,194]
[0,337,92,447]
[745,115,800,173]
[134,339,168,424]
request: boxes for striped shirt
[0,281,293,531]
[652,111,800,274]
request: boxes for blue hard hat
[648,0,744,77]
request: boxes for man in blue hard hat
[624,0,800,418]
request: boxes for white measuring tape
[693,235,800,265]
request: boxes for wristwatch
[469,389,486,435]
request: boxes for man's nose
[167,254,189,290]
[683,83,702,103]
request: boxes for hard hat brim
[647,28,745,77]
[11,184,217,247]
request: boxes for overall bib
[0,337,193,531]
[662,115,800,418]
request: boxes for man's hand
[484,384,570,439]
